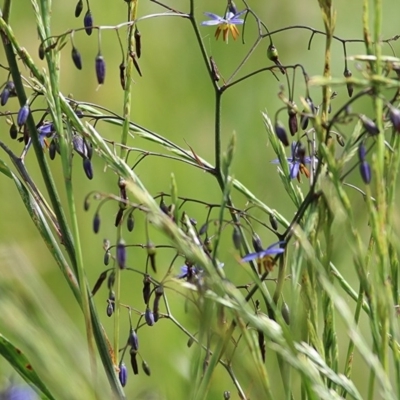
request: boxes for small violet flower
[271,141,312,180]
[201,10,246,43]
[241,241,285,263]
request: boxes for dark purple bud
[73,136,86,157]
[360,161,371,184]
[360,115,380,135]
[134,27,141,58]
[199,222,208,236]
[344,69,353,97]
[84,139,93,159]
[129,348,139,375]
[232,226,241,250]
[1,88,10,106]
[84,10,93,36]
[83,158,93,180]
[115,208,124,227]
[93,213,100,234]
[38,43,45,60]
[103,250,110,266]
[228,1,238,14]
[128,328,139,351]
[288,107,298,136]
[118,363,127,387]
[75,0,83,18]
[127,212,135,232]
[108,291,115,311]
[130,52,142,77]
[142,274,151,304]
[71,47,82,70]
[9,124,18,140]
[274,121,289,147]
[95,53,106,85]
[281,302,290,325]
[92,270,108,296]
[106,301,114,317]
[116,239,126,269]
[389,107,400,133]
[252,233,263,252]
[107,271,115,290]
[300,111,309,130]
[17,105,29,126]
[49,139,57,160]
[119,63,126,90]
[153,286,163,322]
[141,360,151,376]
[358,142,367,162]
[75,109,84,118]
[269,214,278,231]
[306,97,315,114]
[145,308,155,326]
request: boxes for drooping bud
[128,328,139,351]
[84,10,93,35]
[93,213,100,233]
[287,105,298,136]
[9,124,18,140]
[49,139,57,160]
[269,214,278,231]
[129,348,139,375]
[344,69,353,97]
[107,271,115,290]
[75,0,83,18]
[83,158,93,180]
[267,44,285,74]
[127,212,135,232]
[232,226,241,250]
[103,250,110,266]
[118,363,127,387]
[134,27,141,58]
[142,274,151,304]
[198,222,208,236]
[95,53,106,85]
[119,62,126,90]
[17,104,30,126]
[71,47,82,70]
[360,115,379,135]
[141,360,151,376]
[389,107,400,133]
[153,285,163,322]
[274,121,289,147]
[116,239,126,269]
[1,88,9,106]
[145,307,155,326]
[300,111,309,130]
[360,161,371,184]
[115,208,124,227]
[38,43,45,60]
[358,142,367,162]
[252,233,263,252]
[92,270,108,296]
[107,291,115,317]
[147,242,157,273]
[281,301,290,325]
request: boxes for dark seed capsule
[274,121,289,147]
[119,62,126,90]
[17,105,29,126]
[358,142,367,162]
[83,158,93,180]
[142,360,151,376]
[130,52,142,77]
[84,10,93,36]
[127,213,135,232]
[134,27,141,58]
[389,107,400,133]
[252,233,263,252]
[336,134,345,147]
[106,301,114,317]
[288,111,298,136]
[71,47,82,70]
[92,270,108,296]
[116,239,126,269]
[128,329,139,351]
[1,88,10,106]
[115,208,124,227]
[93,213,100,234]
[118,363,127,387]
[360,161,372,184]
[142,274,151,304]
[344,69,353,97]
[153,286,163,322]
[232,226,241,250]
[300,111,309,130]
[38,43,45,60]
[49,139,57,160]
[360,115,380,135]
[109,291,115,310]
[129,348,139,375]
[95,53,106,85]
[9,124,18,140]
[75,0,83,18]
[199,222,208,236]
[281,302,290,325]
[107,271,115,290]
[103,250,110,266]
[145,307,154,326]
[269,214,278,231]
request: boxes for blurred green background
[1,0,400,399]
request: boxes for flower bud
[127,212,135,232]
[360,161,371,184]
[83,158,93,180]
[106,301,114,317]
[344,69,353,97]
[1,88,9,106]
[153,285,163,322]
[389,107,400,133]
[92,270,108,296]
[71,47,82,70]
[145,307,155,326]
[119,62,126,90]
[17,105,29,126]
[38,43,45,60]
[93,213,100,233]
[116,239,126,269]
[118,363,127,387]
[128,328,139,351]
[281,301,290,325]
[141,360,151,376]
[274,121,289,147]
[103,250,110,266]
[142,274,151,304]
[269,214,278,231]
[360,115,379,135]
[115,208,124,227]
[95,53,106,85]
[107,271,115,290]
[147,242,157,273]
[49,139,57,160]
[75,0,83,18]
[84,10,93,35]
[288,107,298,136]
[129,348,139,375]
[134,27,141,58]
[232,226,241,250]
[9,124,18,140]
[358,142,367,162]
[252,233,263,252]
[300,111,309,130]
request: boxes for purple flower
[271,141,312,180]
[201,10,246,43]
[241,241,285,263]
[37,122,55,147]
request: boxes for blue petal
[289,161,300,179]
[241,251,262,262]
[202,12,224,25]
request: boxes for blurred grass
[0,0,400,398]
